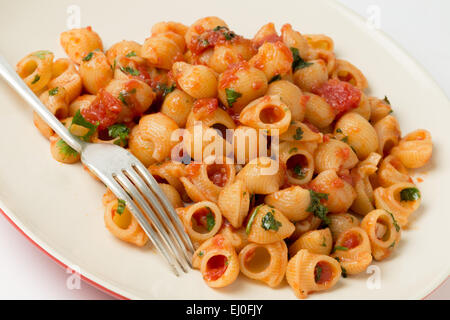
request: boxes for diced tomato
[204,255,228,281]
[303,120,320,133]
[81,89,122,129]
[193,98,219,116]
[189,27,242,56]
[315,261,333,284]
[313,79,361,116]
[342,232,360,249]
[207,164,228,187]
[219,61,249,89]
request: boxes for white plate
[0,0,449,300]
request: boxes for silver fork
[0,55,194,276]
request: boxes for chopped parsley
[118,91,128,106]
[334,257,347,278]
[293,165,306,179]
[82,52,94,62]
[120,66,140,76]
[389,241,396,249]
[400,187,421,202]
[213,26,236,40]
[269,75,281,83]
[108,124,130,146]
[225,88,242,106]
[200,39,209,46]
[383,96,391,105]
[117,199,126,214]
[315,266,322,282]
[290,47,313,71]
[336,128,343,134]
[321,237,327,247]
[387,211,400,232]
[289,147,298,154]
[33,50,52,60]
[205,208,215,231]
[31,74,40,84]
[125,51,137,57]
[246,204,263,235]
[341,136,349,143]
[48,87,59,96]
[70,109,98,142]
[56,139,78,157]
[307,190,330,225]
[332,245,349,253]
[157,83,176,97]
[261,211,282,231]
[198,251,204,257]
[293,127,303,140]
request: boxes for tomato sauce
[192,207,210,228]
[342,232,360,249]
[313,79,361,116]
[252,34,282,50]
[193,98,219,116]
[219,61,249,89]
[207,164,228,187]
[315,261,333,284]
[204,255,228,281]
[81,89,122,129]
[189,26,242,56]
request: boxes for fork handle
[0,55,85,153]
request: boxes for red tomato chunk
[81,89,122,129]
[313,79,361,116]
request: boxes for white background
[0,0,448,299]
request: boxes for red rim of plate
[0,206,448,300]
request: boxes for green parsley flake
[315,266,322,282]
[293,127,303,140]
[261,211,282,231]
[225,88,242,106]
[293,165,305,179]
[108,124,130,146]
[157,83,176,97]
[48,87,59,96]
[246,204,263,235]
[290,47,313,71]
[307,190,330,225]
[400,188,421,202]
[387,211,400,232]
[70,109,98,142]
[205,208,215,231]
[198,251,204,257]
[31,74,40,84]
[120,66,140,76]
[117,199,126,214]
[289,147,298,154]
[82,52,94,62]
[56,139,78,158]
[333,245,349,253]
[125,51,137,57]
[383,96,391,105]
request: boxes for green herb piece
[108,124,130,146]
[56,139,78,157]
[315,266,322,282]
[33,50,52,60]
[125,51,137,57]
[289,147,298,154]
[290,47,313,71]
[118,91,128,106]
[198,251,204,257]
[117,199,126,214]
[120,66,140,76]
[31,74,40,84]
[293,165,305,179]
[334,257,347,278]
[333,245,349,253]
[225,88,242,106]
[400,188,421,202]
[48,87,59,96]
[321,237,327,247]
[387,211,400,232]
[261,211,282,231]
[336,128,343,134]
[246,204,263,235]
[307,190,330,225]
[70,109,98,142]
[293,127,303,140]
[389,241,396,249]
[82,52,94,62]
[341,136,349,143]
[269,75,282,83]
[205,208,215,231]
[157,83,176,97]
[383,96,391,105]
